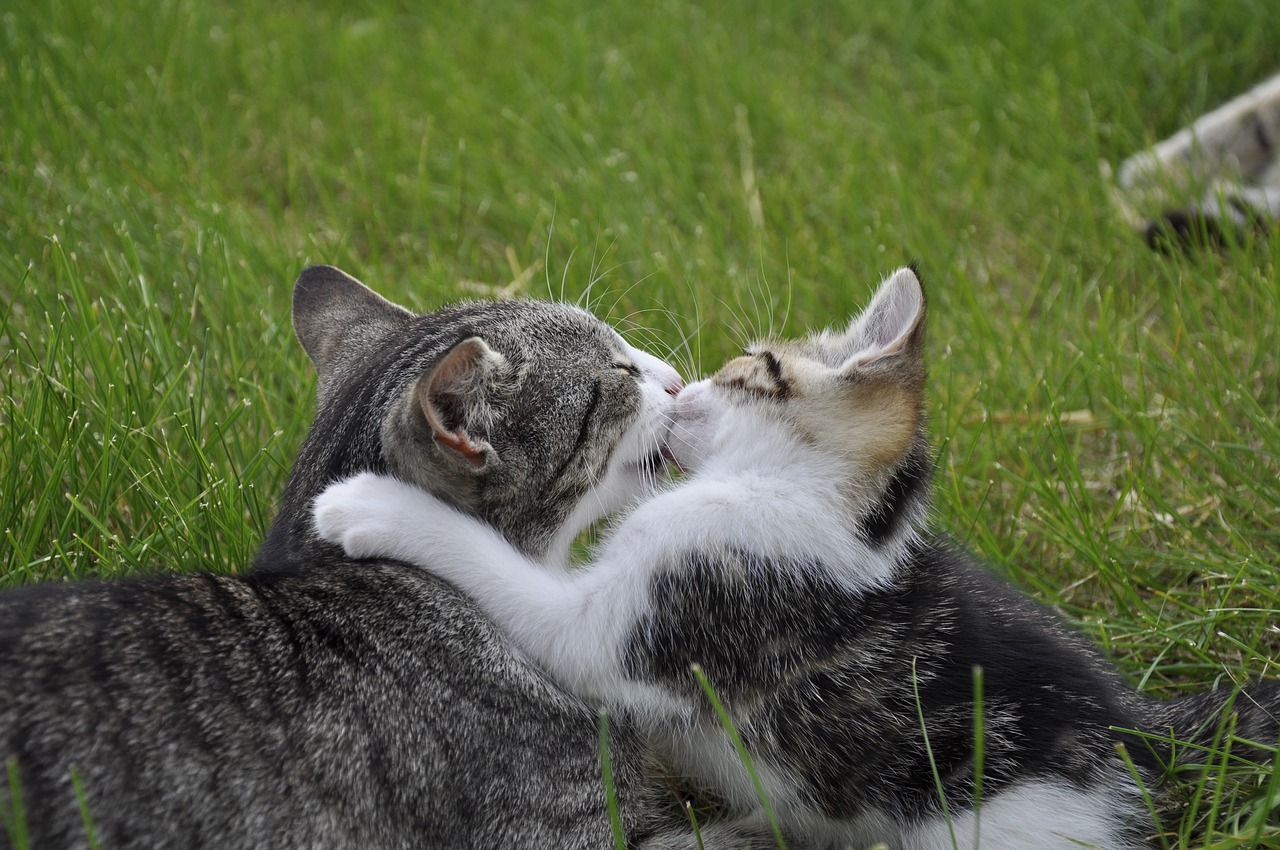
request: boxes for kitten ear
[293,265,414,384]
[415,336,507,471]
[838,266,926,371]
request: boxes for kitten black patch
[857,440,932,546]
[757,351,792,398]
[623,539,1167,822]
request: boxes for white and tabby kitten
[315,267,1279,850]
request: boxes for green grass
[1,0,1278,845]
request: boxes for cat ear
[293,265,414,383]
[837,266,926,371]
[415,337,508,471]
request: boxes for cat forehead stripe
[714,352,792,400]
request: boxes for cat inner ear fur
[837,266,927,372]
[416,337,509,471]
[292,265,414,386]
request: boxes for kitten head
[666,266,931,546]
[257,265,680,569]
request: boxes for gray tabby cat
[0,266,719,850]
[316,267,1280,850]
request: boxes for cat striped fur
[1,266,717,850]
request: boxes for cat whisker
[555,245,579,306]
[579,237,638,316]
[593,269,662,326]
[743,263,773,343]
[712,294,763,355]
[776,250,795,340]
[608,302,702,393]
[536,208,581,306]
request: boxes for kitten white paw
[313,472,425,560]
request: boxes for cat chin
[562,450,672,540]
[616,451,674,502]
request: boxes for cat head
[665,266,932,548]
[256,265,680,570]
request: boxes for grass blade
[912,657,958,850]
[691,664,787,850]
[596,709,627,850]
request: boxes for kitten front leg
[313,472,474,567]
[313,472,653,706]
[313,473,570,611]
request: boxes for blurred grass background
[2,0,1278,843]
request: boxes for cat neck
[676,418,932,590]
